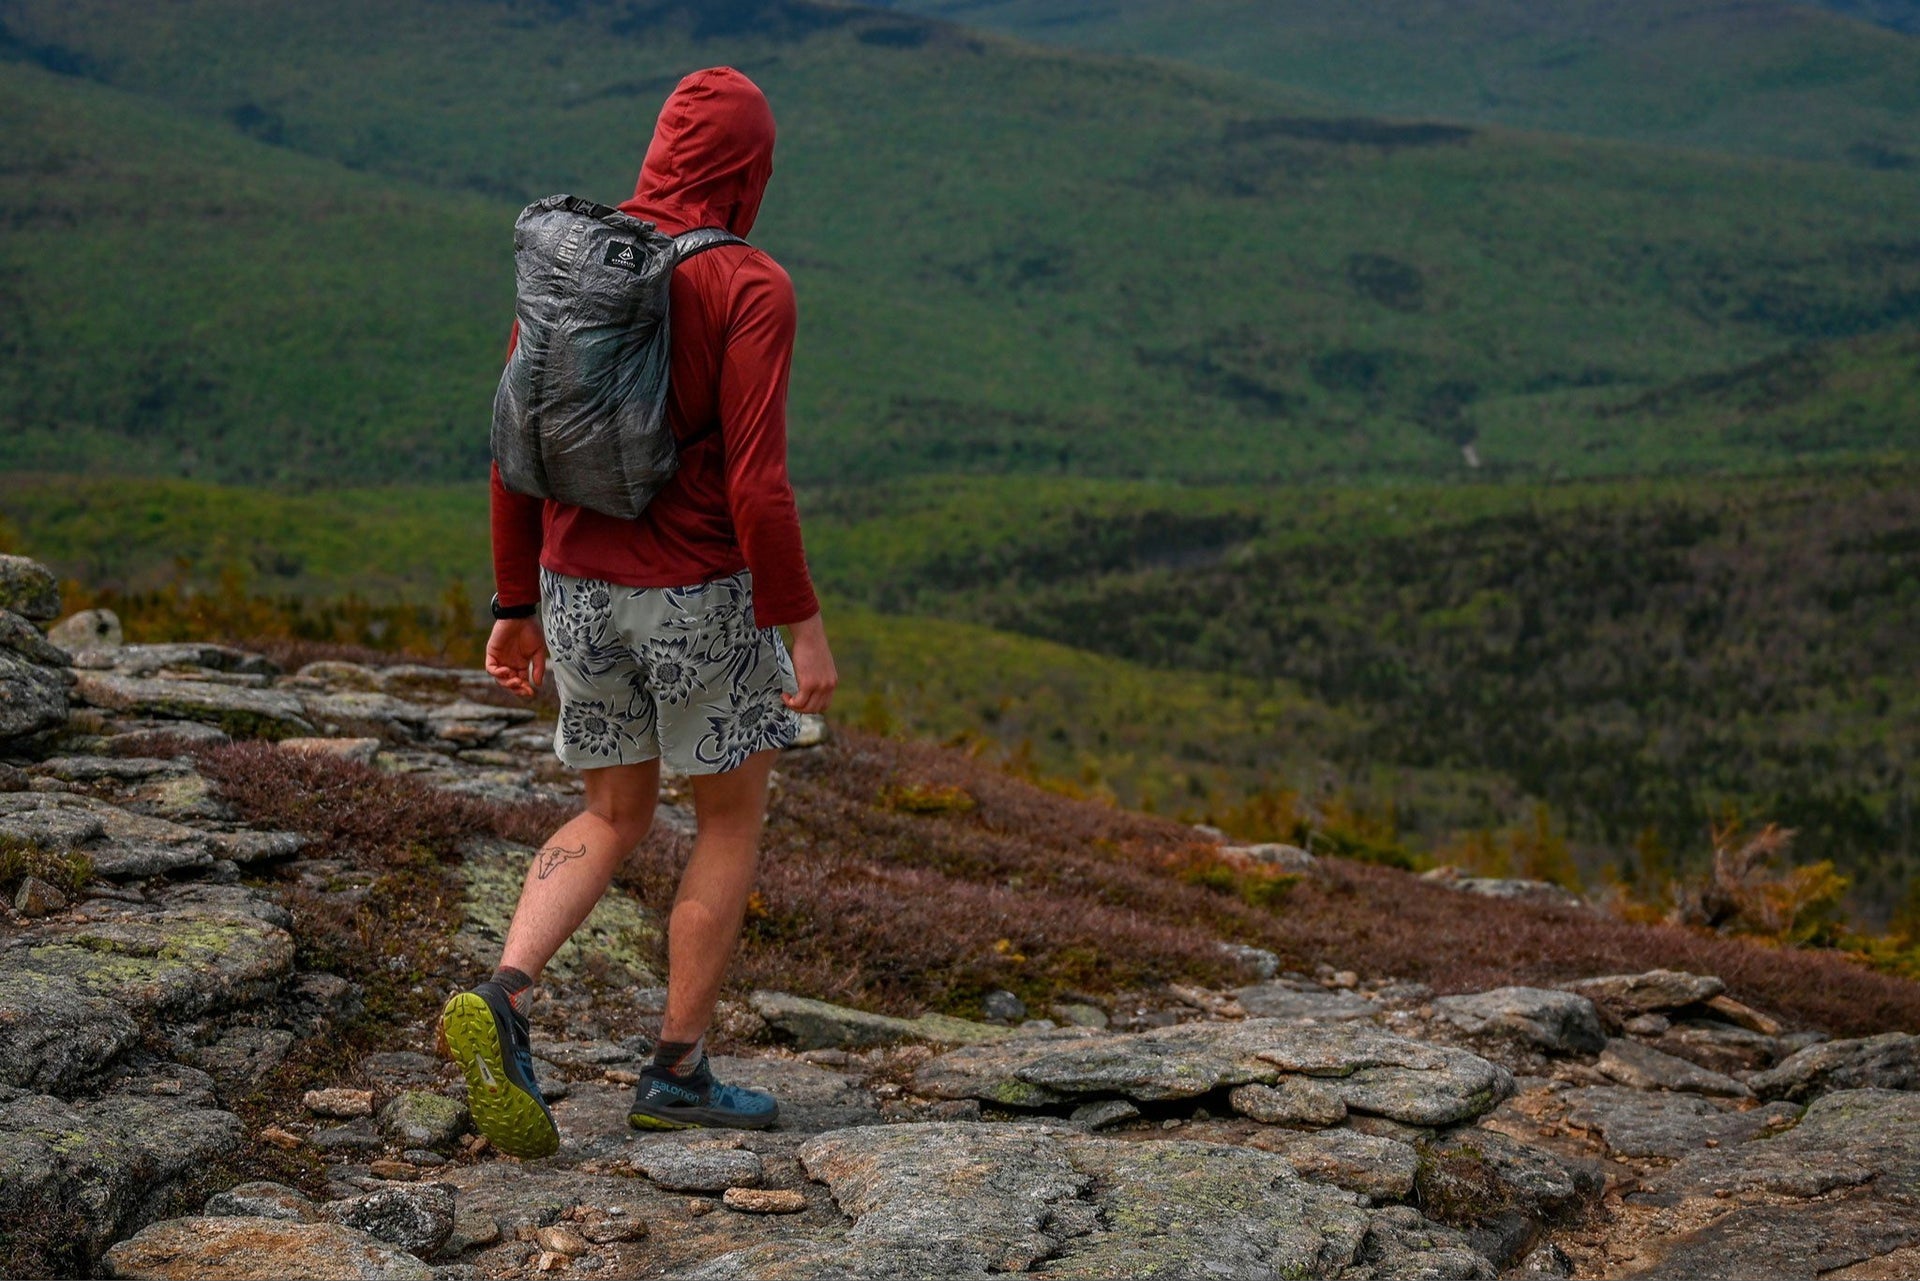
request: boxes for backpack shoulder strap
[670,226,748,266]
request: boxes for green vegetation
[803,468,1920,920]
[9,466,1915,931]
[3,1,1919,488]
[882,0,1920,167]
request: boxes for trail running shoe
[628,1057,779,1131]
[440,980,560,1159]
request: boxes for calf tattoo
[535,842,589,880]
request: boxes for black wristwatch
[490,594,538,621]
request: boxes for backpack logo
[604,241,643,272]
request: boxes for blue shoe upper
[635,1056,776,1120]
[474,980,549,1106]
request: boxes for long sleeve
[490,461,545,608]
[717,261,818,628]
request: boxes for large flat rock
[73,671,313,740]
[914,1019,1514,1125]
[1564,970,1724,1015]
[0,792,219,877]
[751,990,1016,1051]
[1627,1090,1920,1279]
[9,883,295,1022]
[1431,987,1605,1056]
[102,1216,432,1280]
[1749,1032,1920,1103]
[677,1122,1493,1279]
[1563,1086,1800,1160]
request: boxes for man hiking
[441,67,835,1157]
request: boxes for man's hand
[486,617,548,698]
[783,612,837,714]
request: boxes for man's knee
[580,760,661,846]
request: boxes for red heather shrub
[188,726,1920,1036]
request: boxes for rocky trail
[3,553,1918,1280]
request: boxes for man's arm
[717,258,835,713]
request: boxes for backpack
[491,195,743,520]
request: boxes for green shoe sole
[441,991,559,1159]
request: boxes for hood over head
[622,67,775,238]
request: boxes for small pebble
[536,1225,591,1256]
[367,1159,418,1181]
[259,1126,304,1150]
[535,1250,567,1272]
[303,1088,375,1119]
[723,1187,807,1214]
[686,1199,714,1218]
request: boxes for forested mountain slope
[3,1,1918,485]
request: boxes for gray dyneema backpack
[491,195,743,519]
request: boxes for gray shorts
[540,568,800,775]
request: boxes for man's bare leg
[442,759,657,1158]
[497,758,660,982]
[658,749,776,1045]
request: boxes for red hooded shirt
[490,67,819,629]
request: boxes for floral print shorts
[540,568,800,775]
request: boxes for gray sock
[650,1035,706,1079]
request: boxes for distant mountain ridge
[880,0,1920,167]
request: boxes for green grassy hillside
[801,468,1920,914]
[0,472,1350,810]
[881,0,1920,168]
[3,2,1919,488]
[7,467,1916,918]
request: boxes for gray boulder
[1257,1128,1420,1200]
[0,1089,243,1259]
[1416,1128,1603,1268]
[1235,980,1377,1021]
[1,607,72,666]
[0,791,218,878]
[1749,1032,1920,1104]
[1228,1076,1348,1126]
[379,1091,468,1152]
[0,555,59,621]
[1563,1086,1801,1159]
[629,1139,765,1192]
[1565,969,1724,1015]
[321,1183,456,1258]
[203,1181,316,1222]
[47,607,122,655]
[1449,877,1584,909]
[107,642,279,678]
[0,973,140,1093]
[0,649,68,742]
[1597,1038,1751,1097]
[915,1019,1513,1126]
[749,990,1014,1051]
[1431,987,1605,1055]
